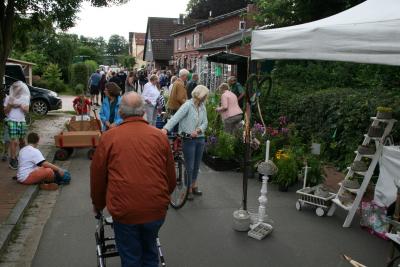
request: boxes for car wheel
[31,99,49,115]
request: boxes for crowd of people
[2,66,246,267]
[89,67,246,266]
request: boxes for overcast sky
[68,0,190,40]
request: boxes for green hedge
[259,85,400,168]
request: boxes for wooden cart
[54,115,101,160]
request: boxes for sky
[68,0,190,40]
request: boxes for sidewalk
[0,113,70,254]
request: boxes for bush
[259,83,400,169]
[71,63,89,88]
[42,64,67,92]
[84,60,98,74]
[74,83,85,95]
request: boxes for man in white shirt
[4,81,30,169]
[18,132,64,187]
[141,74,160,126]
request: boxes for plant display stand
[327,114,397,227]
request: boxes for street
[31,149,388,267]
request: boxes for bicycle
[168,133,191,209]
[95,212,167,267]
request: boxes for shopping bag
[360,201,389,240]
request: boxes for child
[17,132,65,188]
[4,81,30,169]
[73,93,91,115]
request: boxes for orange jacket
[90,117,176,224]
[167,78,187,111]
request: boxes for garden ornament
[248,141,274,240]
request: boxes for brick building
[171,4,257,88]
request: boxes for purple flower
[281,127,289,135]
[210,136,217,144]
[279,116,288,126]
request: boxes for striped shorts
[7,121,27,140]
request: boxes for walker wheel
[296,200,302,211]
[55,149,69,161]
[315,207,325,217]
[87,148,96,160]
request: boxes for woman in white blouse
[142,74,160,126]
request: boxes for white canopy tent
[251,0,400,66]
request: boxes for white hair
[192,85,209,100]
[119,93,145,118]
[179,68,189,78]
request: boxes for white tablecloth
[374,146,400,207]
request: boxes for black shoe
[192,187,203,196]
[2,154,7,162]
[187,192,194,201]
[9,158,18,170]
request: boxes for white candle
[265,140,270,162]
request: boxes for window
[194,33,199,48]
[239,21,246,30]
[186,36,191,49]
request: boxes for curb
[0,185,39,255]
[0,146,56,255]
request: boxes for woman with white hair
[162,85,209,200]
[4,81,30,169]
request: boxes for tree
[107,35,129,56]
[253,0,365,28]
[0,0,128,118]
[187,0,251,19]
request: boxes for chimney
[179,14,184,25]
[247,4,257,14]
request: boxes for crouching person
[17,132,67,189]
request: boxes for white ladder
[327,116,397,227]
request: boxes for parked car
[4,63,62,115]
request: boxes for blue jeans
[182,137,205,188]
[113,219,164,267]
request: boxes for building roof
[7,58,36,66]
[172,8,247,36]
[135,33,146,45]
[144,17,183,61]
[197,29,251,51]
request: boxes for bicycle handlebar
[167,132,192,140]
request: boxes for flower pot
[342,179,361,189]
[202,153,239,171]
[357,145,376,155]
[368,126,384,138]
[377,111,392,120]
[351,161,368,172]
[278,184,289,192]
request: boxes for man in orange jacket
[90,92,176,267]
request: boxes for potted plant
[274,150,298,192]
[368,125,384,138]
[376,106,393,120]
[304,155,324,187]
[203,131,239,171]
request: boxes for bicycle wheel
[170,158,189,209]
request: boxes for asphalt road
[32,149,388,267]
